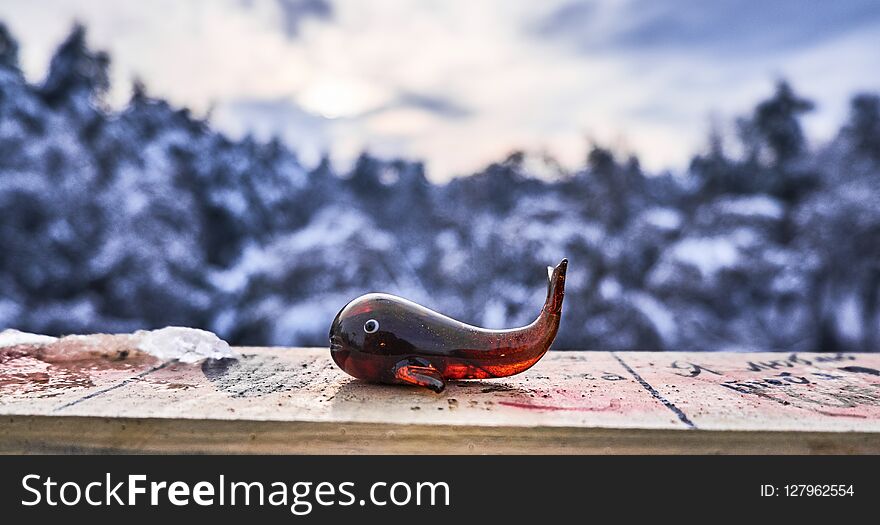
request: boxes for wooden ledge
[1,348,879,454]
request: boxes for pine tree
[40,24,110,110]
[752,81,814,165]
[0,21,20,72]
[847,93,880,162]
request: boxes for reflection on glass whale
[329,259,567,392]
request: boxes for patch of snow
[0,329,58,347]
[134,327,234,363]
[837,294,863,341]
[717,195,784,219]
[209,241,271,293]
[730,227,759,247]
[210,206,393,293]
[481,299,508,329]
[273,297,346,346]
[0,299,20,326]
[599,278,622,300]
[670,236,740,278]
[642,207,682,230]
[212,308,238,338]
[286,207,390,252]
[435,230,467,277]
[629,292,677,344]
[211,188,248,217]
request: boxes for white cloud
[0,0,877,180]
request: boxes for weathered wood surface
[1,348,880,454]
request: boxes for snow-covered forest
[1,24,879,352]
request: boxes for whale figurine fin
[543,258,567,316]
[394,358,446,393]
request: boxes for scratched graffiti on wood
[624,352,880,431]
[2,343,880,438]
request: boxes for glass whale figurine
[329,259,567,392]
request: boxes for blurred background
[0,0,878,351]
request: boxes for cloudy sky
[1,0,879,180]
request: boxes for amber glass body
[329,259,567,392]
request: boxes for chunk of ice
[134,327,234,363]
[0,329,58,347]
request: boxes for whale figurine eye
[364,319,379,334]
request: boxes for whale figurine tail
[543,258,567,316]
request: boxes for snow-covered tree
[0,21,878,353]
